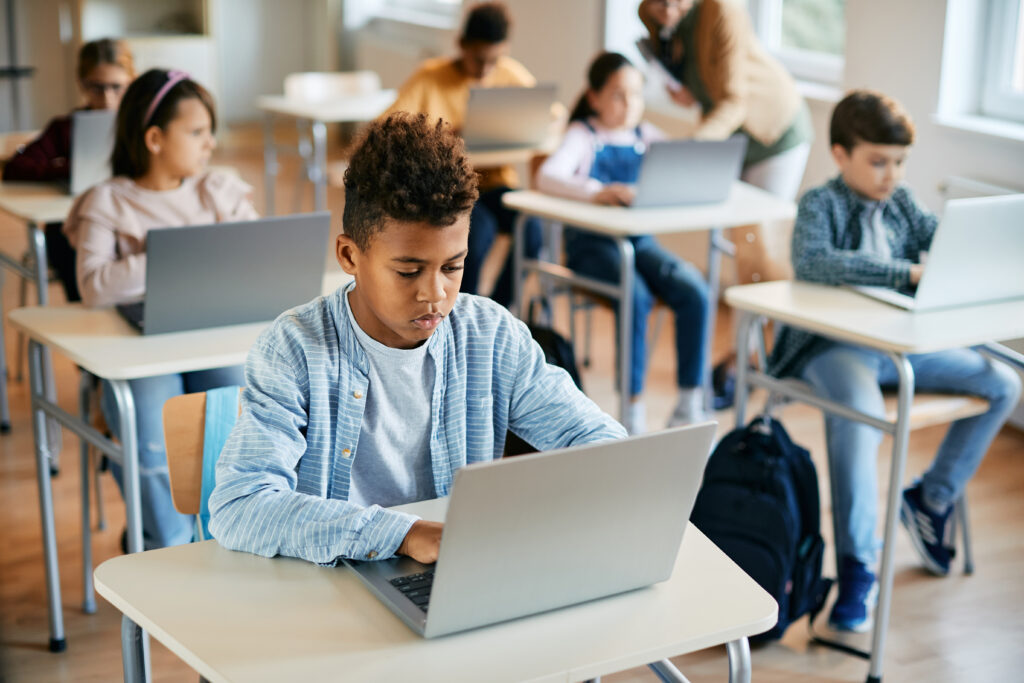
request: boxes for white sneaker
[625,401,647,435]
[666,388,709,428]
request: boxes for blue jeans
[464,186,542,308]
[565,230,709,395]
[801,343,1022,566]
[101,365,245,548]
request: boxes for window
[982,0,1024,122]
[370,0,462,29]
[748,0,845,85]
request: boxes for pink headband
[143,70,191,127]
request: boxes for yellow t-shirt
[384,56,536,189]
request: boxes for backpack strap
[198,386,241,540]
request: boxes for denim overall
[565,123,709,395]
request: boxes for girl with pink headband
[64,68,259,550]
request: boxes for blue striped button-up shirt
[209,288,627,565]
[769,175,938,378]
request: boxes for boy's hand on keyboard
[398,520,444,564]
[910,264,924,284]
[594,184,635,207]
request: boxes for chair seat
[773,378,990,432]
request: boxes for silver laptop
[69,109,116,195]
[632,136,748,208]
[117,212,330,334]
[461,84,557,149]
[851,193,1024,311]
[344,422,717,638]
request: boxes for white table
[0,182,75,437]
[96,496,777,683]
[257,91,396,214]
[6,270,352,656]
[504,183,796,430]
[725,280,1024,683]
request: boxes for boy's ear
[830,143,849,167]
[336,234,361,275]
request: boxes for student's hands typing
[594,184,636,207]
[398,520,444,564]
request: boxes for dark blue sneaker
[900,483,955,576]
[828,557,878,633]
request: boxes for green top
[670,5,812,167]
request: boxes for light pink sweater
[64,171,259,307]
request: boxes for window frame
[748,0,845,86]
[981,0,1024,123]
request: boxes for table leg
[79,371,96,614]
[263,111,278,216]
[616,238,635,432]
[726,637,752,683]
[732,311,755,427]
[648,659,693,682]
[30,222,62,470]
[28,340,66,652]
[311,120,328,212]
[867,353,914,683]
[0,265,10,433]
[107,379,143,553]
[511,213,527,317]
[121,614,151,683]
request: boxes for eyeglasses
[83,81,126,96]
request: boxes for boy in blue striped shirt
[209,113,626,566]
[771,91,1021,632]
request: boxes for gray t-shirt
[857,199,893,260]
[345,287,436,508]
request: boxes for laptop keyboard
[389,569,435,612]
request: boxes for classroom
[1,1,1022,681]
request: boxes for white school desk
[725,280,1024,683]
[95,496,777,683]
[257,90,396,215]
[503,184,796,432]
[6,270,353,655]
[0,182,75,441]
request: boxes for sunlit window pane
[780,0,845,56]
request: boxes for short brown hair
[77,38,136,81]
[460,2,511,43]
[111,69,217,179]
[343,112,479,250]
[830,90,915,152]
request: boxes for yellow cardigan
[639,0,802,146]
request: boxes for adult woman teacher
[637,0,813,200]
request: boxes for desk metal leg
[121,615,150,683]
[704,227,736,411]
[732,311,755,427]
[311,120,328,212]
[867,353,914,683]
[648,659,692,683]
[0,266,10,433]
[726,638,752,683]
[79,371,97,614]
[616,238,635,431]
[511,213,527,317]
[108,379,143,553]
[29,222,62,469]
[28,340,66,652]
[263,111,278,216]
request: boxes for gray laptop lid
[70,110,116,195]
[461,84,557,149]
[347,422,716,638]
[141,212,330,334]
[912,194,1024,311]
[633,136,747,208]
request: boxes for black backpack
[690,415,832,642]
[504,301,584,457]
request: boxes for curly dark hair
[830,89,915,152]
[343,112,479,250]
[461,1,511,44]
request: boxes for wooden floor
[2,125,1023,682]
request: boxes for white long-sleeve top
[536,119,667,202]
